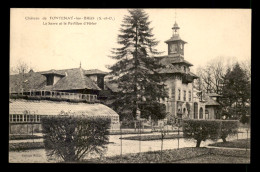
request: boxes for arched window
[205,109,209,119]
[194,102,198,119]
[199,107,203,119]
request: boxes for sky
[10,8,251,73]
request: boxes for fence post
[177,124,180,150]
[120,121,122,162]
[139,121,141,157]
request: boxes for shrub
[182,119,222,147]
[220,120,239,142]
[41,115,111,162]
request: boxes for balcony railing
[10,90,98,102]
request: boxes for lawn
[175,154,250,163]
[121,133,183,141]
[208,139,250,149]
[84,147,249,163]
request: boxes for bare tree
[194,57,234,95]
[10,59,36,75]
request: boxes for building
[9,67,120,134]
[155,21,221,121]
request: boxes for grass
[9,142,45,151]
[84,147,250,163]
[84,147,249,163]
[175,154,250,163]
[121,133,183,141]
[208,139,250,149]
[9,135,43,140]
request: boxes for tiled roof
[207,93,221,97]
[165,36,187,44]
[105,82,120,92]
[157,56,193,66]
[9,99,118,117]
[41,69,65,76]
[204,95,220,106]
[10,68,102,93]
[84,69,108,75]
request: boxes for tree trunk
[196,140,201,147]
[222,137,227,143]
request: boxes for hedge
[182,119,222,147]
[41,115,111,162]
[182,119,239,147]
[220,120,239,142]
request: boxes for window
[194,103,198,119]
[205,109,209,119]
[170,44,177,53]
[37,115,40,122]
[184,66,186,72]
[199,107,203,119]
[30,115,34,122]
[183,90,186,101]
[19,115,23,122]
[9,115,12,122]
[189,91,191,101]
[13,115,17,122]
[178,89,181,100]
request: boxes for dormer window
[183,66,186,72]
[41,70,65,86]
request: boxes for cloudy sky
[10,8,251,73]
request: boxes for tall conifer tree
[108,9,168,120]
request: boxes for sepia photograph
[9,8,251,163]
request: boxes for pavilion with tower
[156,21,207,121]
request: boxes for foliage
[108,9,168,120]
[182,119,222,147]
[41,115,111,162]
[220,120,239,142]
[221,63,250,121]
[139,102,167,120]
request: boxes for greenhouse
[9,98,120,134]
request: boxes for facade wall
[205,107,214,119]
[53,76,62,85]
[163,75,194,118]
[89,75,98,83]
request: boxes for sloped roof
[105,82,120,92]
[10,68,101,92]
[165,36,187,44]
[41,69,65,76]
[204,95,220,106]
[49,68,101,91]
[9,99,118,117]
[84,69,108,75]
[207,93,221,97]
[157,56,193,66]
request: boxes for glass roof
[9,99,119,117]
